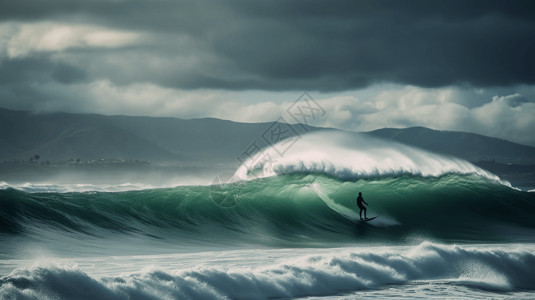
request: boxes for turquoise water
[2,174,534,252]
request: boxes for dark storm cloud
[1,0,535,91]
[0,57,88,85]
[209,0,535,90]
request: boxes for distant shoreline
[0,159,236,185]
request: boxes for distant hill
[366,126,535,164]
[0,108,316,164]
[1,108,535,166]
[0,109,178,162]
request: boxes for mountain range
[1,108,535,166]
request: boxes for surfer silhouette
[356,192,368,220]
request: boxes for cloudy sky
[1,0,535,145]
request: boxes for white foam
[235,132,509,186]
[1,243,534,299]
[0,182,160,193]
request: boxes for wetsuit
[357,195,368,219]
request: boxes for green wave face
[1,174,535,246]
[312,174,535,242]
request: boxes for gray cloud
[1,0,535,92]
[0,56,88,85]
[492,93,533,107]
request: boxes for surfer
[356,192,368,220]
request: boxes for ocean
[1,132,535,299]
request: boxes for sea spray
[234,132,508,185]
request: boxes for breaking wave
[1,243,534,299]
[234,132,507,185]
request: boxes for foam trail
[312,182,401,226]
[312,182,360,221]
[235,132,508,185]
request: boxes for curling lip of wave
[235,132,508,185]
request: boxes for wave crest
[235,132,506,184]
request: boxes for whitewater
[1,132,535,299]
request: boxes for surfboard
[360,216,377,222]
